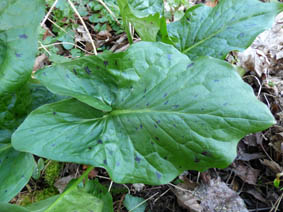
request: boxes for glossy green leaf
[83,179,113,212]
[163,0,283,59]
[0,203,29,212]
[117,0,164,41]
[0,189,103,212]
[0,82,63,202]
[0,143,35,202]
[12,42,275,185]
[26,188,103,212]
[0,0,45,94]
[124,194,146,212]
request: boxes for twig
[38,42,93,54]
[108,181,113,192]
[243,75,262,98]
[153,188,170,204]
[48,17,87,48]
[41,0,59,27]
[129,192,159,212]
[38,41,51,56]
[67,0,97,55]
[96,0,120,25]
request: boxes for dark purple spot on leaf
[84,66,91,75]
[173,105,179,109]
[15,53,22,58]
[19,34,28,39]
[154,124,157,128]
[201,108,204,111]
[135,156,141,163]
[201,151,209,156]
[53,112,56,115]
[21,175,25,178]
[51,143,56,147]
[156,120,161,124]
[167,54,172,60]
[151,142,154,145]
[173,124,177,128]
[4,190,7,193]
[187,63,194,69]
[164,100,169,105]
[146,103,149,107]
[164,156,168,160]
[155,136,160,141]
[97,139,103,144]
[115,60,118,66]
[187,17,190,21]
[144,88,147,93]
[135,127,138,131]
[163,93,168,98]
[214,79,220,83]
[73,68,77,75]
[88,147,92,150]
[140,124,143,129]
[156,172,161,180]
[116,162,120,167]
[0,159,2,163]
[103,160,107,165]
[194,157,200,163]
[239,32,245,37]
[104,61,108,66]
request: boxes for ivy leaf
[12,42,275,185]
[117,0,164,41]
[0,0,45,94]
[163,0,283,59]
[0,143,35,203]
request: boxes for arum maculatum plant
[1,0,282,210]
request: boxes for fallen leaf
[233,163,260,185]
[260,159,282,174]
[173,178,248,212]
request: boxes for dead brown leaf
[260,159,283,174]
[233,163,260,185]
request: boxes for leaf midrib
[182,11,270,54]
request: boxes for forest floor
[12,0,283,211]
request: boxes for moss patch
[44,160,62,186]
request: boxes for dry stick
[108,181,113,192]
[269,193,283,212]
[129,192,159,212]
[41,0,59,27]
[48,17,87,48]
[67,0,97,55]
[38,41,52,55]
[39,42,94,54]
[153,188,170,204]
[96,0,120,25]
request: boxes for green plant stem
[44,166,94,212]
[123,18,133,44]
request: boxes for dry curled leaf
[260,159,283,174]
[233,163,260,185]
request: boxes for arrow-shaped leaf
[12,42,275,185]
[0,0,45,94]
[163,0,283,59]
